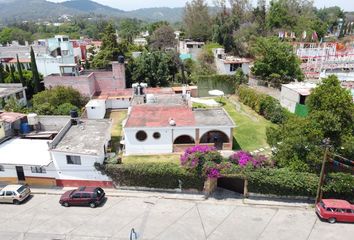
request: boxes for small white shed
[85,100,106,119]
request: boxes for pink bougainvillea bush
[180,145,223,178]
[229,151,269,168]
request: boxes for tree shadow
[232,137,241,151]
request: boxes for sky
[47,0,354,11]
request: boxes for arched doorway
[174,135,195,144]
[200,130,229,150]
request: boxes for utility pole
[315,138,331,204]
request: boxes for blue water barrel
[20,122,31,134]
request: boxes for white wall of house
[36,56,75,77]
[106,98,131,109]
[1,89,27,108]
[50,151,110,181]
[280,86,300,113]
[124,128,174,155]
[0,162,58,181]
[86,100,106,119]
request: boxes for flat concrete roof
[0,139,52,166]
[52,119,111,156]
[282,82,317,96]
[194,108,235,127]
[0,84,25,98]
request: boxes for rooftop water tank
[118,55,125,64]
[27,113,39,125]
[20,122,31,134]
[70,109,79,119]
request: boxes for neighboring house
[44,60,126,98]
[133,38,148,47]
[0,35,86,77]
[213,48,251,75]
[178,40,205,60]
[0,114,113,187]
[0,112,26,142]
[280,82,317,116]
[0,84,27,108]
[123,104,235,155]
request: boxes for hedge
[196,73,247,97]
[103,162,205,191]
[237,85,288,124]
[246,168,354,201]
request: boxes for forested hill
[0,0,185,23]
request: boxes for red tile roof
[8,58,31,63]
[125,105,195,128]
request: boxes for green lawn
[223,96,275,151]
[106,110,127,153]
[122,154,180,164]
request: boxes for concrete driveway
[0,194,352,240]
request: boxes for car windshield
[17,185,27,193]
[319,201,326,209]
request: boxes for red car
[59,187,105,208]
[316,199,354,223]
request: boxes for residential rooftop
[0,111,26,123]
[194,108,235,127]
[125,105,195,128]
[0,84,26,98]
[282,82,317,96]
[51,119,111,155]
[0,138,52,166]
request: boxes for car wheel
[62,202,70,207]
[328,218,336,224]
[89,202,96,208]
[13,200,20,205]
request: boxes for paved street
[0,194,353,240]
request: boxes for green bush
[104,162,204,190]
[237,85,287,124]
[247,168,354,201]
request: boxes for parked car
[59,186,105,208]
[316,199,354,223]
[0,184,31,204]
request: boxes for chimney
[112,56,126,90]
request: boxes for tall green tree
[267,75,354,172]
[0,62,5,83]
[16,54,25,86]
[118,19,141,43]
[252,37,304,86]
[92,23,129,69]
[9,64,17,83]
[183,0,212,41]
[30,46,41,93]
[130,51,179,87]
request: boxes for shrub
[247,168,354,201]
[237,85,287,124]
[104,162,204,190]
[180,145,223,178]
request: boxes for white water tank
[27,113,39,125]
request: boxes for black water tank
[118,55,125,63]
[70,109,79,118]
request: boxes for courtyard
[0,194,352,240]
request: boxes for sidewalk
[28,186,314,209]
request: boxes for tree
[9,64,17,83]
[92,23,129,69]
[16,54,25,86]
[0,62,5,83]
[306,75,354,148]
[130,51,179,87]
[30,46,41,94]
[267,75,354,172]
[118,19,141,43]
[32,86,87,115]
[251,37,304,86]
[149,25,176,50]
[183,0,212,41]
